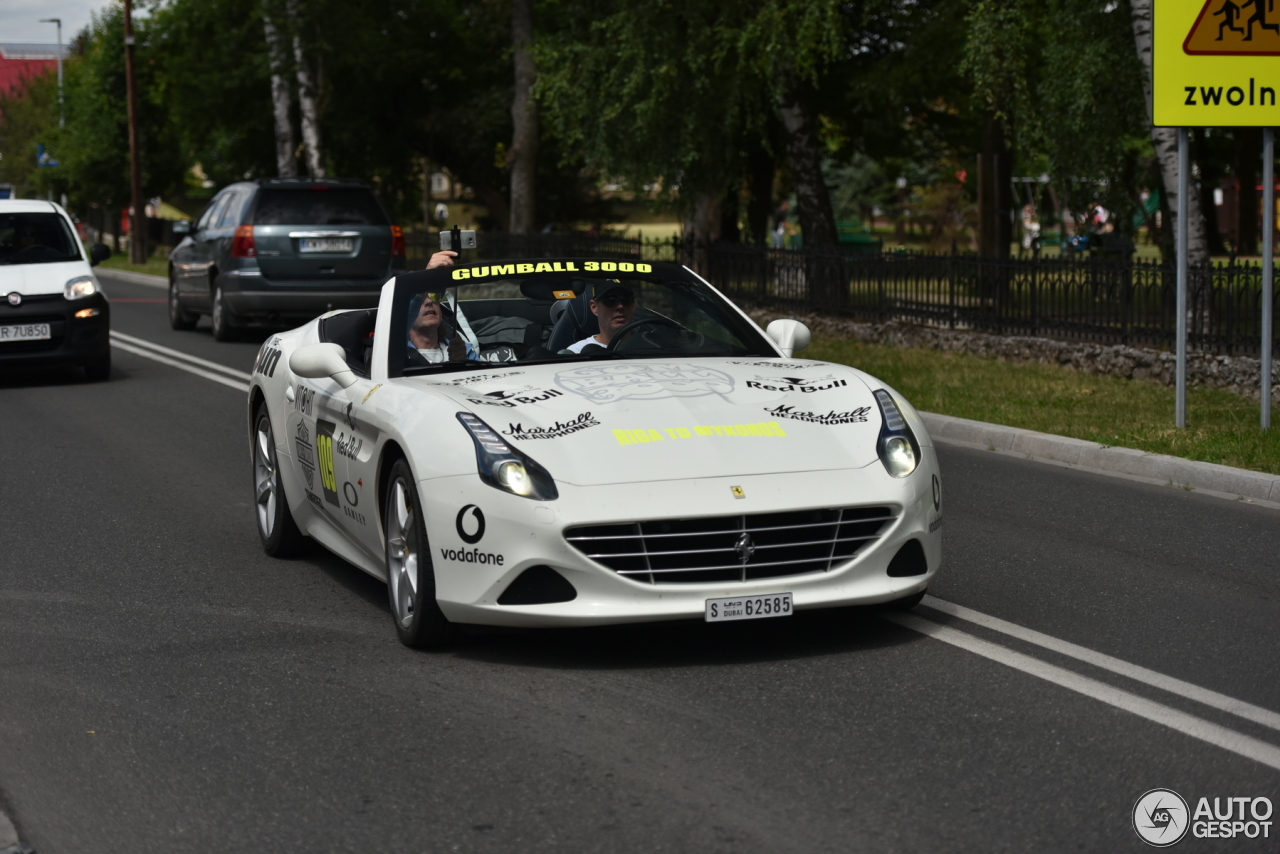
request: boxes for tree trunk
[1236,128,1259,255]
[1130,0,1208,265]
[776,87,837,249]
[288,0,324,178]
[745,142,775,246]
[977,111,1013,259]
[508,0,537,234]
[262,12,297,178]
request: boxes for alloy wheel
[386,478,419,629]
[253,415,278,538]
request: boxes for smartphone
[440,229,477,250]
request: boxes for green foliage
[0,71,60,198]
[535,0,842,202]
[964,0,1151,232]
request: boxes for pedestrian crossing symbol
[1185,0,1280,54]
[1154,0,1280,125]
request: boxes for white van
[0,200,112,380]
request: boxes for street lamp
[39,18,63,128]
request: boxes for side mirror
[172,220,191,235]
[289,343,357,389]
[766,319,811,358]
[89,243,112,266]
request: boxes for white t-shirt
[566,335,604,353]
[417,346,447,363]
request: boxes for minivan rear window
[0,212,82,264]
[252,189,389,226]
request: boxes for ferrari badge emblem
[731,486,745,499]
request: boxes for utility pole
[123,0,146,265]
[39,18,63,127]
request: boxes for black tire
[383,457,454,648]
[887,589,926,611]
[253,402,305,556]
[168,274,198,330]
[84,349,111,382]
[211,285,238,342]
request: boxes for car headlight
[874,389,920,478]
[457,412,559,500]
[64,276,98,300]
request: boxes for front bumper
[420,451,943,627]
[0,292,110,370]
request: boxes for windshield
[252,188,389,225]
[0,212,82,265]
[389,259,776,377]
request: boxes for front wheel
[169,275,198,330]
[253,402,304,556]
[384,458,454,648]
[211,286,238,341]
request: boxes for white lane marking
[886,611,1280,772]
[110,330,254,381]
[924,596,1280,734]
[109,339,250,392]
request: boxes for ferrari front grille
[564,506,898,584]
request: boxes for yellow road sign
[1155,0,1280,125]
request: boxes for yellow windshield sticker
[612,422,788,446]
[553,290,576,299]
[450,261,653,281]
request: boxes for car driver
[408,292,477,363]
[566,284,636,353]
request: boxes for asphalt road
[1,271,1278,853]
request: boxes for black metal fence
[404,232,1280,357]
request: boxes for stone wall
[743,306,1280,401]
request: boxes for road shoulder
[923,411,1280,509]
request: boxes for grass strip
[97,253,170,278]
[808,334,1280,477]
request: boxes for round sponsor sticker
[1132,788,1190,847]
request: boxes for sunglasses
[597,293,635,308]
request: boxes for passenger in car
[408,292,478,362]
[566,284,636,353]
[427,250,456,269]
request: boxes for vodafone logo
[455,504,485,544]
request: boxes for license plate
[299,238,353,253]
[705,593,793,623]
[0,323,51,342]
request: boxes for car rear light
[391,225,405,258]
[231,225,256,258]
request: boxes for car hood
[420,358,886,486]
[0,260,96,296]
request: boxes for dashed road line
[886,610,1280,773]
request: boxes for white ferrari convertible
[248,259,942,647]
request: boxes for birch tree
[1130,0,1208,265]
[288,0,324,178]
[262,10,297,178]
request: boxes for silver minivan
[168,178,406,341]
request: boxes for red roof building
[0,43,67,99]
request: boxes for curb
[97,267,167,289]
[921,412,1280,509]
